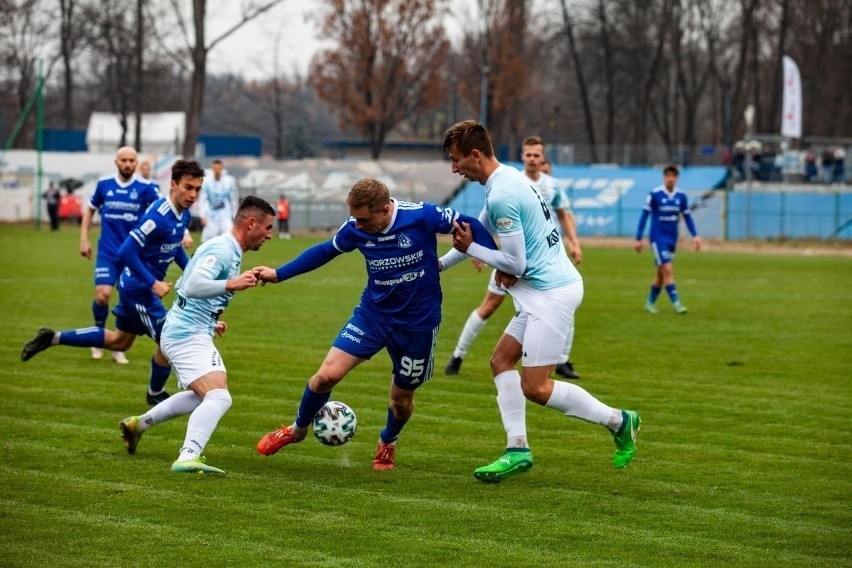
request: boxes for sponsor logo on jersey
[378,234,395,242]
[345,323,366,336]
[366,250,424,270]
[374,269,425,286]
[365,241,375,247]
[107,190,114,196]
[341,330,361,343]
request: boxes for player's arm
[681,201,701,251]
[555,208,582,264]
[117,233,157,290]
[174,246,190,270]
[182,251,257,298]
[79,204,96,259]
[256,240,343,284]
[464,230,526,276]
[439,208,494,271]
[634,207,650,253]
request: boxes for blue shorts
[112,288,167,341]
[332,306,438,391]
[650,240,676,266]
[94,254,123,287]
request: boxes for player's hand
[229,270,259,291]
[471,258,485,272]
[182,232,194,249]
[253,266,279,285]
[693,236,702,251]
[214,321,227,337]
[569,242,583,265]
[495,270,517,289]
[451,221,473,253]
[634,240,643,253]
[80,239,92,259]
[152,280,172,298]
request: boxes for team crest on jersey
[398,234,412,248]
[496,217,513,230]
[130,189,138,200]
[107,190,114,197]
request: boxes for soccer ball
[312,401,357,446]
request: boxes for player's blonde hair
[347,179,390,212]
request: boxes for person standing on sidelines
[441,120,639,483]
[80,146,160,364]
[43,181,61,231]
[22,160,202,407]
[444,136,583,380]
[199,159,239,243]
[119,196,276,474]
[254,178,497,471]
[277,194,291,239]
[634,164,701,314]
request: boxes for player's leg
[660,245,687,313]
[21,324,136,361]
[446,272,506,375]
[644,242,664,313]
[257,309,376,456]
[554,322,580,379]
[91,256,117,359]
[170,371,231,474]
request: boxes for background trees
[0,0,848,160]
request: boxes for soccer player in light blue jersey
[22,160,202,405]
[80,147,159,364]
[442,120,640,482]
[443,135,584,380]
[118,196,275,475]
[634,164,702,314]
[255,178,497,471]
[200,159,239,243]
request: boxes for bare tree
[559,0,598,162]
[309,0,450,159]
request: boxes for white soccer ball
[312,401,357,446]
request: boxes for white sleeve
[181,252,229,298]
[438,248,467,271]
[467,231,527,276]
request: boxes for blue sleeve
[275,240,343,282]
[635,209,650,240]
[681,196,698,236]
[118,235,156,287]
[174,247,189,270]
[457,212,498,250]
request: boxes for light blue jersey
[164,233,243,339]
[200,174,238,220]
[486,165,580,290]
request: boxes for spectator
[803,150,818,183]
[43,181,61,231]
[832,148,846,185]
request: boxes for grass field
[1,224,850,567]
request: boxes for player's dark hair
[236,195,275,220]
[664,164,680,175]
[211,159,224,166]
[443,120,495,158]
[522,135,545,148]
[348,179,390,211]
[171,159,205,182]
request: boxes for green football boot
[473,448,533,483]
[673,302,688,314]
[613,410,640,469]
[171,456,225,475]
[644,302,658,314]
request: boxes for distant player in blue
[255,178,497,470]
[634,164,702,314]
[22,160,203,406]
[442,120,640,483]
[80,146,159,364]
[118,196,276,475]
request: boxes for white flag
[781,55,802,138]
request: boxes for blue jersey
[119,197,190,295]
[635,185,697,243]
[89,175,159,259]
[332,199,458,330]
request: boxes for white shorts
[201,215,234,243]
[503,279,583,367]
[160,334,226,389]
[486,268,508,296]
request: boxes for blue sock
[665,284,679,304]
[58,327,105,347]
[92,301,109,328]
[149,358,171,394]
[295,385,331,429]
[379,407,409,444]
[648,285,661,304]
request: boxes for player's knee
[520,380,550,405]
[311,371,342,392]
[389,394,414,417]
[206,388,232,407]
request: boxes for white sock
[453,310,487,358]
[495,370,528,448]
[139,390,202,431]
[545,381,614,428]
[177,388,232,462]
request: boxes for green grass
[1,224,850,567]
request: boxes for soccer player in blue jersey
[634,164,702,314]
[118,196,275,474]
[22,160,203,406]
[442,119,640,483]
[80,147,160,364]
[139,159,194,250]
[200,159,239,243]
[443,135,584,380]
[255,178,497,470]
